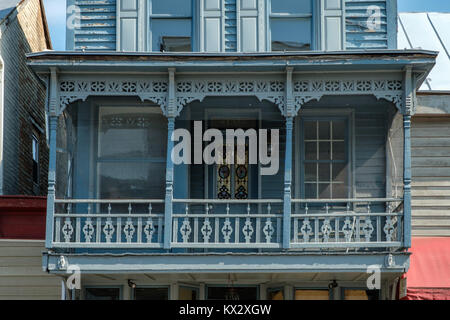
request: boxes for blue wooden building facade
[28,0,437,300]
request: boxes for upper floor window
[32,132,39,184]
[269,0,312,51]
[150,0,193,52]
[302,118,349,199]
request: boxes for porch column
[164,68,176,249]
[403,114,412,248]
[46,68,58,249]
[283,117,293,249]
[164,117,175,249]
[403,67,413,249]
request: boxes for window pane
[98,162,166,200]
[134,288,169,300]
[332,120,346,140]
[161,37,191,52]
[332,163,347,182]
[319,183,331,199]
[32,136,39,161]
[152,0,192,16]
[99,107,167,159]
[305,163,317,182]
[319,142,331,160]
[271,19,311,51]
[332,183,348,198]
[305,142,317,160]
[271,0,312,14]
[305,183,316,199]
[319,121,330,140]
[344,289,369,300]
[304,121,316,140]
[179,287,198,300]
[295,289,329,300]
[333,142,346,160]
[151,19,192,52]
[319,163,330,182]
[85,288,120,300]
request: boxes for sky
[43,0,450,51]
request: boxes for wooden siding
[0,241,61,300]
[69,0,116,51]
[354,108,386,198]
[411,117,450,237]
[345,0,390,50]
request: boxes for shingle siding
[0,0,50,195]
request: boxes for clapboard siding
[411,117,450,237]
[345,0,390,50]
[69,0,117,51]
[0,241,61,300]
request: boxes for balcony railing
[52,198,403,250]
[172,199,284,248]
[53,199,165,248]
[291,198,403,248]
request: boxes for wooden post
[164,68,176,249]
[403,114,412,248]
[164,119,175,249]
[46,68,58,249]
[403,67,413,249]
[283,117,293,249]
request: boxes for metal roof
[0,0,21,23]
[399,12,450,91]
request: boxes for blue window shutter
[117,0,145,52]
[238,0,265,52]
[321,0,345,51]
[200,0,223,52]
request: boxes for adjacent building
[398,12,450,300]
[0,0,51,196]
[28,0,437,300]
[0,0,59,300]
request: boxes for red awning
[402,237,450,300]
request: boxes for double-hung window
[269,0,313,51]
[150,0,193,52]
[302,118,349,199]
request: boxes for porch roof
[44,251,410,275]
[27,50,436,85]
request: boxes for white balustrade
[53,199,165,248]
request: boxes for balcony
[52,198,403,250]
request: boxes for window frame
[295,109,355,201]
[294,287,333,300]
[267,0,315,52]
[94,105,167,202]
[147,0,196,52]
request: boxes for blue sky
[43,0,450,51]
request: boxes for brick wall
[0,0,50,196]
